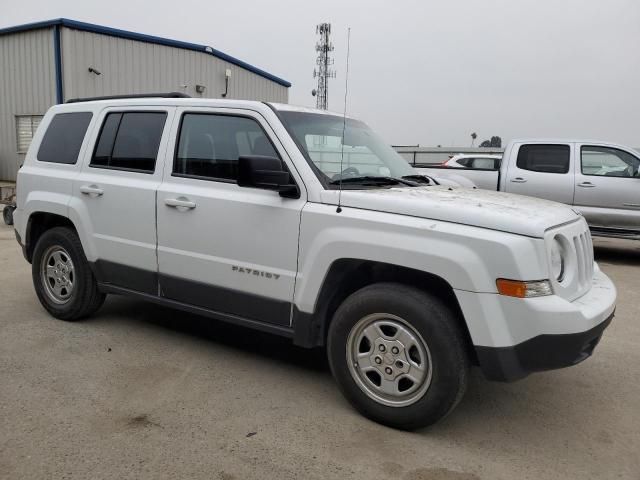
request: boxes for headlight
[550,236,565,282]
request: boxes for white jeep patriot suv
[14,94,616,429]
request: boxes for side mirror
[237,156,300,198]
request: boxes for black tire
[3,205,14,226]
[327,283,469,430]
[32,226,105,321]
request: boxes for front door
[503,143,575,204]
[573,144,640,232]
[72,107,174,294]
[156,107,305,326]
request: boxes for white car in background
[443,154,502,170]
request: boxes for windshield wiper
[401,174,439,185]
[329,176,418,186]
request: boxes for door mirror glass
[237,156,300,198]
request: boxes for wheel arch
[24,212,79,263]
[292,259,476,362]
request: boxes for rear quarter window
[37,112,93,164]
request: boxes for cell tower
[312,23,336,110]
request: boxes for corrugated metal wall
[61,28,289,103]
[0,28,56,181]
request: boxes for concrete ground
[0,222,638,480]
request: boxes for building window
[16,115,44,153]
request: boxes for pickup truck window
[278,111,415,187]
[37,112,93,164]
[173,113,279,182]
[91,112,167,173]
[581,146,640,178]
[516,144,570,174]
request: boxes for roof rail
[65,92,191,103]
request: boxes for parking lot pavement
[0,222,639,480]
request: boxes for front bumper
[455,265,617,382]
[475,310,613,381]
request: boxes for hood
[329,186,579,238]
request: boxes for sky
[2,0,639,147]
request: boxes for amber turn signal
[496,279,552,298]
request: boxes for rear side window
[174,113,279,181]
[37,112,93,164]
[516,144,570,174]
[91,112,167,173]
[470,157,500,169]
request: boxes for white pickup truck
[14,97,616,429]
[417,139,640,240]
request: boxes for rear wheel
[327,283,469,430]
[32,227,105,321]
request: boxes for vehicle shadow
[97,296,330,373]
[593,237,640,266]
[96,295,607,444]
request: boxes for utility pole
[312,23,336,110]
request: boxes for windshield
[278,111,417,188]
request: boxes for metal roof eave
[0,18,291,87]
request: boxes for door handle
[577,182,596,188]
[79,185,104,196]
[510,177,527,183]
[165,197,196,209]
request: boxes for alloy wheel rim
[346,313,432,407]
[40,246,75,305]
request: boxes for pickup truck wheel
[32,227,105,321]
[328,283,469,430]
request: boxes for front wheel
[327,283,469,430]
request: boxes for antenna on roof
[336,27,351,214]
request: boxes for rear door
[573,143,640,232]
[156,107,306,326]
[72,107,174,294]
[503,143,575,204]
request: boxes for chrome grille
[548,219,595,302]
[573,230,594,290]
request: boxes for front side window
[581,146,640,178]
[91,112,167,173]
[37,112,92,164]
[516,144,570,174]
[174,113,279,181]
[278,111,416,187]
